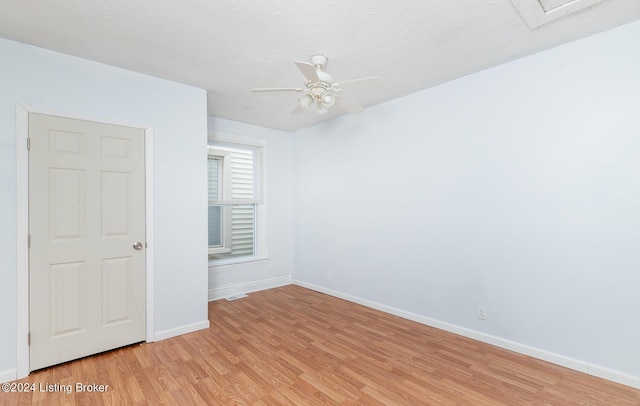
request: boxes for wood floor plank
[1,285,638,405]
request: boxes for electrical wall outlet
[325,271,332,281]
[477,305,488,321]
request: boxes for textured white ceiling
[1,0,639,131]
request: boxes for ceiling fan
[252,55,382,115]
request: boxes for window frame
[207,131,267,266]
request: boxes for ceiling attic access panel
[539,0,578,11]
[510,0,605,28]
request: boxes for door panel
[49,261,86,337]
[102,171,131,236]
[29,113,146,371]
[102,256,134,325]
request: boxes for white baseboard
[154,320,210,342]
[208,275,292,301]
[0,369,17,384]
[294,280,640,390]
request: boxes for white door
[29,113,146,371]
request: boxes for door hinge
[28,332,31,345]
[26,137,31,150]
[27,235,31,248]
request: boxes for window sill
[208,256,269,270]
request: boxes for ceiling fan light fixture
[299,94,314,108]
[316,100,328,114]
[322,93,335,107]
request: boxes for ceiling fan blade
[334,76,383,90]
[294,61,320,83]
[335,95,364,115]
[252,87,306,93]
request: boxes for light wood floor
[2,285,639,405]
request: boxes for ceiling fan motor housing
[307,66,334,108]
[315,70,333,86]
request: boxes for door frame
[15,105,156,379]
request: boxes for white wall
[292,20,640,386]
[0,38,209,380]
[207,117,294,299]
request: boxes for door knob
[133,242,143,250]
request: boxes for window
[208,135,264,262]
